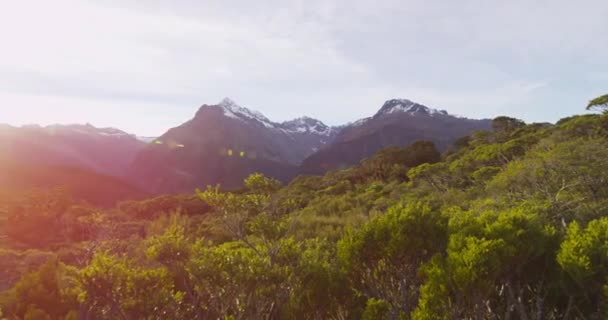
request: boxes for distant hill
[1,98,491,194]
[0,123,146,177]
[0,163,147,207]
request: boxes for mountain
[0,162,147,207]
[2,98,491,194]
[128,98,337,193]
[129,97,492,193]
[0,124,147,177]
[300,99,492,174]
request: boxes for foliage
[76,251,183,319]
[0,258,77,320]
[586,93,608,113]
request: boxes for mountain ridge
[204,97,337,138]
[1,97,494,195]
[299,99,492,174]
[128,98,340,193]
[0,123,147,177]
[128,97,492,193]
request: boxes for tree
[1,258,78,319]
[194,174,305,319]
[586,94,608,113]
[403,140,441,168]
[76,252,182,319]
[415,204,560,319]
[287,238,353,319]
[146,222,203,320]
[489,138,608,224]
[197,173,297,266]
[492,116,526,136]
[338,202,448,318]
[362,298,391,320]
[244,173,282,195]
[5,188,74,248]
[24,308,51,320]
[558,218,608,318]
[359,147,410,182]
[186,238,305,319]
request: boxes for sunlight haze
[1,0,607,135]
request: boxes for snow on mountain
[280,117,335,136]
[347,117,372,127]
[300,98,492,175]
[375,99,448,117]
[342,99,449,129]
[218,98,276,129]
[216,98,335,137]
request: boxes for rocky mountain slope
[300,99,492,174]
[128,98,337,193]
[1,98,492,195]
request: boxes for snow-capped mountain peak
[375,99,448,117]
[208,98,336,137]
[217,98,274,127]
[280,117,334,136]
[347,117,372,127]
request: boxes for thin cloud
[0,0,606,135]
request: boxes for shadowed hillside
[0,164,147,207]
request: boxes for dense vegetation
[2,103,608,319]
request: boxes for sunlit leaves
[586,93,608,113]
[338,202,448,317]
[76,252,181,319]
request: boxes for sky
[0,0,607,136]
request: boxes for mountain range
[301,99,491,174]
[0,98,492,199]
[0,124,148,206]
[0,123,146,177]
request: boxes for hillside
[301,99,491,174]
[0,163,147,207]
[0,124,146,177]
[0,98,490,195]
[3,104,608,319]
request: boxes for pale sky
[0,0,607,136]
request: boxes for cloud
[0,0,606,134]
